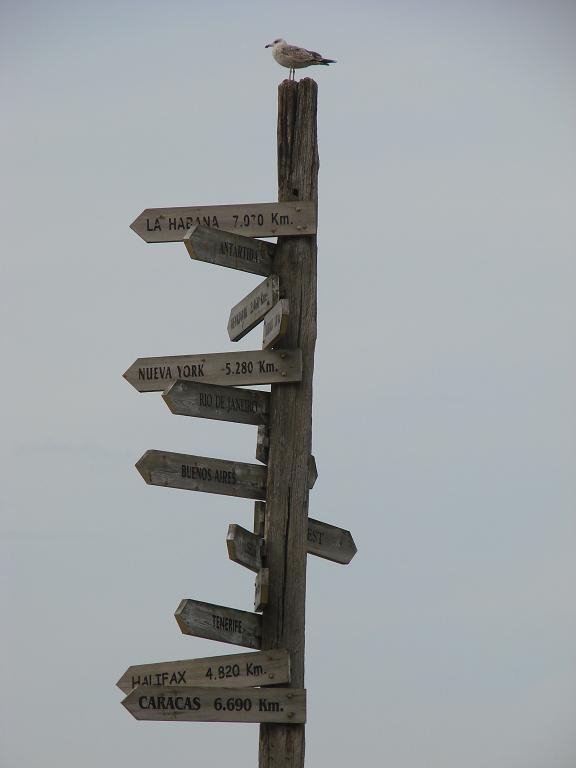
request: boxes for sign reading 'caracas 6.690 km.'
[130,201,317,241]
[122,685,306,724]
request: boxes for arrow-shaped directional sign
[116,649,290,694]
[227,524,262,572]
[185,225,275,277]
[227,517,356,567]
[123,349,302,392]
[163,381,270,426]
[228,276,280,342]
[136,451,267,500]
[306,518,357,565]
[175,599,262,649]
[122,685,306,723]
[130,201,317,242]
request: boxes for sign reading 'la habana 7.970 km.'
[123,349,302,392]
[130,201,317,242]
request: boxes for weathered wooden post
[258,78,318,768]
[119,71,356,766]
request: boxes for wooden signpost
[130,201,317,242]
[175,598,262,649]
[163,381,270,426]
[262,299,290,349]
[117,649,290,694]
[123,349,302,392]
[136,450,267,500]
[185,224,275,276]
[122,685,306,724]
[228,276,280,341]
[119,79,355,768]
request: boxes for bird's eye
[273,39,281,44]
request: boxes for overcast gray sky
[2,1,575,766]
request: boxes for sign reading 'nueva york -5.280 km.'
[130,201,317,241]
[123,349,302,392]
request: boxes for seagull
[265,38,336,81]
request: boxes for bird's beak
[265,43,272,48]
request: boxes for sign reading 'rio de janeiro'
[123,349,302,392]
[130,201,317,242]
[136,450,267,500]
[163,381,270,426]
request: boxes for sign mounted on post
[307,518,357,565]
[175,599,262,649]
[136,450,267,500]
[262,300,290,349]
[122,685,306,724]
[123,349,302,392]
[227,524,262,573]
[228,276,280,342]
[130,201,317,242]
[185,225,275,277]
[163,381,270,426]
[116,649,290,694]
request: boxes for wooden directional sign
[122,685,306,724]
[136,450,267,500]
[307,517,357,565]
[163,381,270,426]
[254,568,269,612]
[227,524,262,573]
[130,201,317,242]
[308,455,318,490]
[116,649,290,695]
[185,225,274,277]
[175,599,262,649]
[255,424,270,464]
[123,349,302,392]
[228,276,280,342]
[263,299,290,349]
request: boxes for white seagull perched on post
[265,38,336,80]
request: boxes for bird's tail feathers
[320,58,336,65]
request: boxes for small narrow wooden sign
[262,299,290,349]
[122,685,306,724]
[163,381,270,426]
[185,224,274,276]
[308,455,318,490]
[227,524,262,573]
[307,517,357,565]
[175,599,262,649]
[116,649,290,694]
[255,424,270,464]
[130,201,317,242]
[123,349,302,392]
[228,276,280,342]
[136,451,267,500]
[254,568,269,612]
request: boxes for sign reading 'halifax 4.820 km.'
[130,201,317,241]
